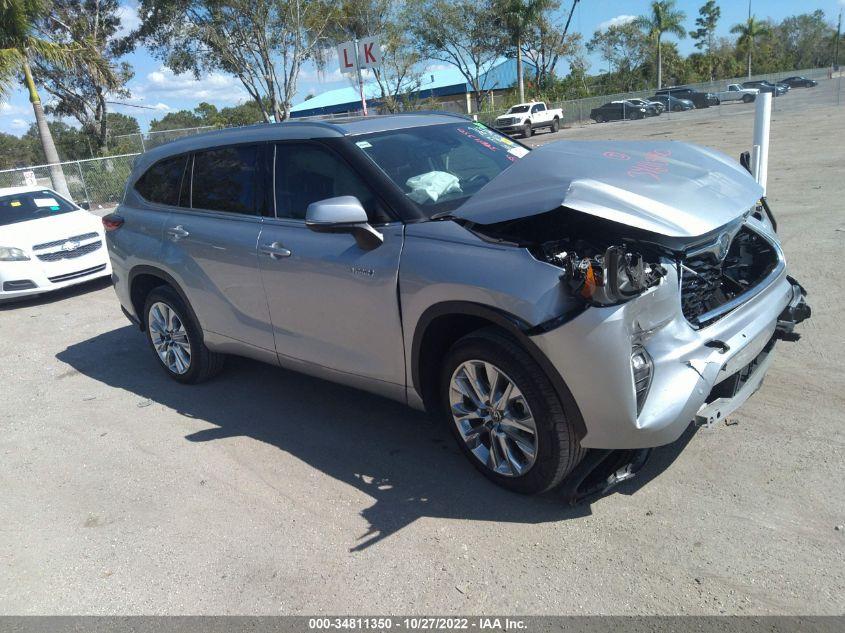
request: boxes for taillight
[102,214,124,232]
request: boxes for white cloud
[300,66,347,84]
[114,2,141,39]
[10,118,29,131]
[1,102,28,116]
[598,14,637,31]
[127,66,249,108]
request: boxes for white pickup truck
[715,84,759,103]
[493,101,564,137]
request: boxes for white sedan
[0,185,112,302]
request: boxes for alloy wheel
[449,360,538,477]
[148,301,192,375]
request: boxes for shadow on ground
[57,325,694,551]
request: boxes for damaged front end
[450,140,811,501]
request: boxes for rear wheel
[550,117,560,133]
[143,286,225,384]
[441,328,585,494]
[594,114,605,123]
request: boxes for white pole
[354,37,368,116]
[752,91,772,193]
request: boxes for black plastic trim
[411,301,587,439]
[127,265,204,334]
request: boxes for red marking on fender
[627,149,672,181]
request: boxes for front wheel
[742,94,754,103]
[441,328,585,494]
[594,114,605,123]
[144,286,225,384]
[522,121,532,138]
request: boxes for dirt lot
[1,94,843,616]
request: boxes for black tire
[631,111,643,120]
[742,94,754,103]
[440,328,585,495]
[594,114,605,123]
[522,121,532,138]
[143,285,225,384]
[550,117,560,133]
[672,105,682,112]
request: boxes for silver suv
[105,114,809,498]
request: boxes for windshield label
[33,197,59,207]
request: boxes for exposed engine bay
[463,205,780,326]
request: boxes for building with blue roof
[290,58,535,118]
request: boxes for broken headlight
[550,245,666,306]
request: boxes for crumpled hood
[454,140,763,238]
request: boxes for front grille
[681,226,778,326]
[48,263,107,284]
[33,232,98,251]
[36,240,102,262]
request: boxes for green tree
[409,0,507,112]
[0,131,40,168]
[134,0,338,121]
[689,0,721,80]
[635,0,687,89]
[731,16,771,78]
[24,120,90,161]
[493,0,552,102]
[587,21,650,92]
[32,0,132,154]
[0,0,84,196]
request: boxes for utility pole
[835,10,842,72]
[562,0,580,38]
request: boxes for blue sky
[2,0,843,136]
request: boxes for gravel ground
[1,89,843,616]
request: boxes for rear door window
[191,145,259,215]
[135,154,187,206]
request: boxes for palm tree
[635,0,686,90]
[494,0,551,102]
[731,16,770,79]
[0,0,88,197]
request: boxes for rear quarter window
[134,154,187,206]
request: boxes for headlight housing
[0,247,30,261]
[550,244,666,306]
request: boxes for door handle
[259,242,292,259]
[166,225,190,240]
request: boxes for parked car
[780,76,818,88]
[105,114,810,497]
[619,98,662,116]
[742,80,788,96]
[654,86,719,108]
[714,84,759,103]
[649,94,695,112]
[0,185,112,302]
[493,102,563,137]
[589,101,648,122]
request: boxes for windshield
[353,122,527,216]
[509,105,530,113]
[0,190,78,226]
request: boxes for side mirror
[79,201,91,210]
[305,196,383,250]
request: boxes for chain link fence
[111,125,222,154]
[472,67,840,127]
[0,153,138,212]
